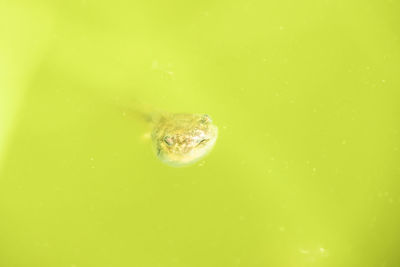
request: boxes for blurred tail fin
[111,96,162,124]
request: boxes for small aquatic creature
[151,113,218,166]
[118,100,218,167]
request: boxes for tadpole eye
[197,138,209,146]
[164,136,174,146]
[200,114,212,123]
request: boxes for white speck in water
[382,79,386,83]
[299,249,310,254]
[278,226,286,232]
[341,140,347,145]
[299,246,329,260]
[152,60,159,69]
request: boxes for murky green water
[1,0,399,266]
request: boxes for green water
[1,0,400,266]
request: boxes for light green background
[1,0,399,266]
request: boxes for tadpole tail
[111,96,163,125]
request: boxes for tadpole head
[153,113,218,167]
